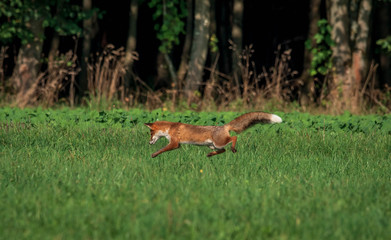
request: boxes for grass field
[1,108,391,239]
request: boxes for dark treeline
[0,0,390,113]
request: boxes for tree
[177,0,193,89]
[80,0,98,95]
[231,0,243,89]
[12,15,44,103]
[375,1,391,86]
[0,0,99,104]
[184,0,210,100]
[0,1,43,102]
[300,0,321,106]
[149,0,187,90]
[328,0,372,112]
[123,0,139,92]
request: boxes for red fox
[144,112,282,158]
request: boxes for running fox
[144,112,282,158]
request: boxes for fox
[144,112,282,158]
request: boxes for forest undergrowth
[1,45,390,115]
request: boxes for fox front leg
[151,142,180,158]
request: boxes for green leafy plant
[305,19,335,76]
[376,36,391,55]
[148,0,187,53]
[209,34,219,53]
[0,0,35,44]
[0,0,101,45]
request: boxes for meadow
[1,108,390,239]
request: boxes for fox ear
[144,123,153,129]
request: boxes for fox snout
[145,123,158,145]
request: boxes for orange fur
[145,112,282,158]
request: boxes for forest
[1,0,391,113]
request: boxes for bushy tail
[225,112,282,134]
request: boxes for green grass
[1,109,390,239]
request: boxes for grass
[0,109,390,239]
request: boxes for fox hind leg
[230,136,237,153]
[207,149,226,157]
[213,134,238,154]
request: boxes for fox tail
[225,112,282,134]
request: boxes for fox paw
[231,148,237,153]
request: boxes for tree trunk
[156,52,169,87]
[48,1,62,73]
[177,0,193,90]
[209,0,217,62]
[299,0,321,106]
[329,0,352,111]
[184,0,210,100]
[232,0,243,89]
[164,53,178,90]
[204,0,218,103]
[217,0,231,75]
[12,17,44,105]
[81,0,94,96]
[48,31,60,72]
[124,0,138,90]
[377,1,391,86]
[328,0,373,112]
[351,0,372,112]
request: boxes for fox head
[144,123,170,145]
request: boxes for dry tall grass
[0,43,389,113]
[16,50,79,108]
[200,44,300,111]
[87,44,127,104]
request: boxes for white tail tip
[270,114,282,123]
